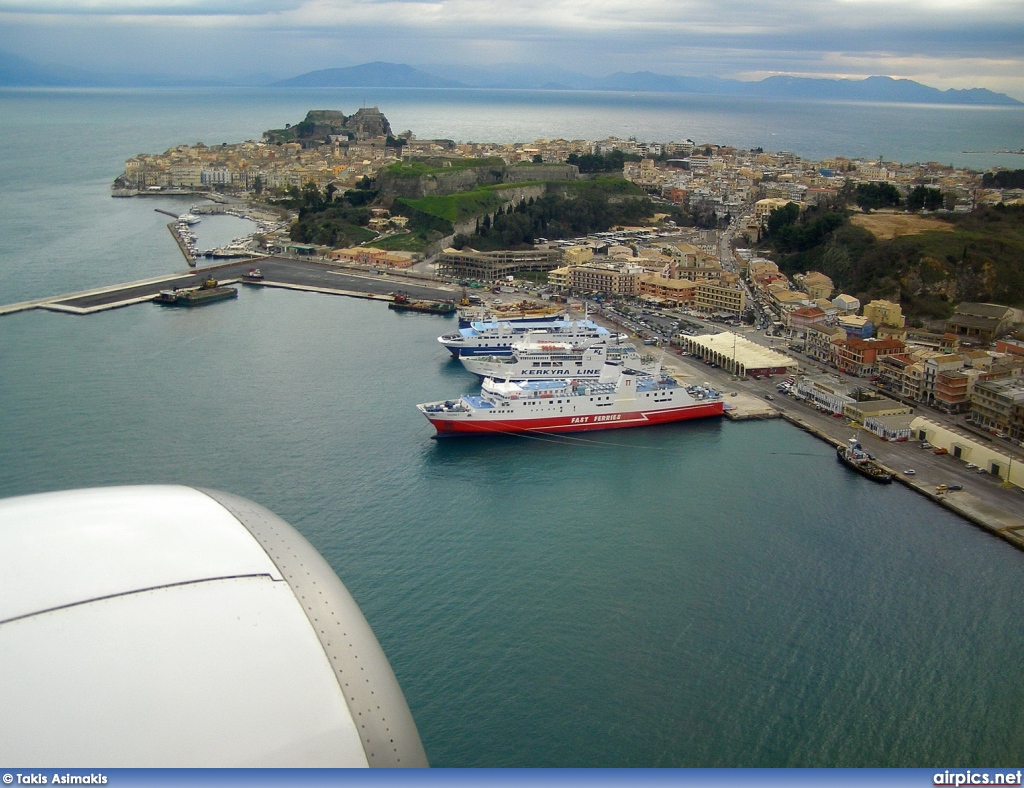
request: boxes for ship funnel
[598,362,622,383]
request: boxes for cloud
[1,0,1022,97]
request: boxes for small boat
[242,268,264,281]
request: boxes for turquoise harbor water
[2,88,1024,767]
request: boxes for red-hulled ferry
[417,364,723,437]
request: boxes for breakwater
[0,257,453,317]
[168,221,196,266]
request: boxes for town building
[795,375,855,414]
[831,337,905,376]
[792,272,834,300]
[863,299,905,329]
[754,198,794,224]
[878,354,925,401]
[844,397,912,424]
[946,303,1017,344]
[786,306,827,332]
[680,332,796,377]
[921,354,966,406]
[562,246,595,266]
[547,266,571,290]
[437,248,563,281]
[911,418,1023,487]
[637,276,697,306]
[695,281,746,315]
[569,263,642,296]
[970,379,1024,442]
[806,324,846,363]
[831,294,861,315]
[837,315,874,339]
[863,413,915,441]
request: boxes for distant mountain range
[273,62,461,89]
[270,62,1020,105]
[2,51,1019,106]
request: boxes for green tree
[854,182,900,211]
[907,186,943,211]
[766,203,800,236]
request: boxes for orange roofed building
[831,337,905,377]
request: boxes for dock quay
[168,222,196,266]
[0,257,458,318]
[780,411,1024,550]
[723,393,780,420]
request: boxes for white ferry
[417,364,723,436]
[438,319,617,358]
[459,340,658,380]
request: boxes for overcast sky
[2,0,1023,98]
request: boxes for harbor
[3,262,1021,551]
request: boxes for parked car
[948,484,963,491]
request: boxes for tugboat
[242,268,264,282]
[836,436,894,483]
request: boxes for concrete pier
[781,403,1024,551]
[0,257,456,318]
[167,222,196,266]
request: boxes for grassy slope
[380,157,506,178]
[364,232,438,252]
[399,178,644,223]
